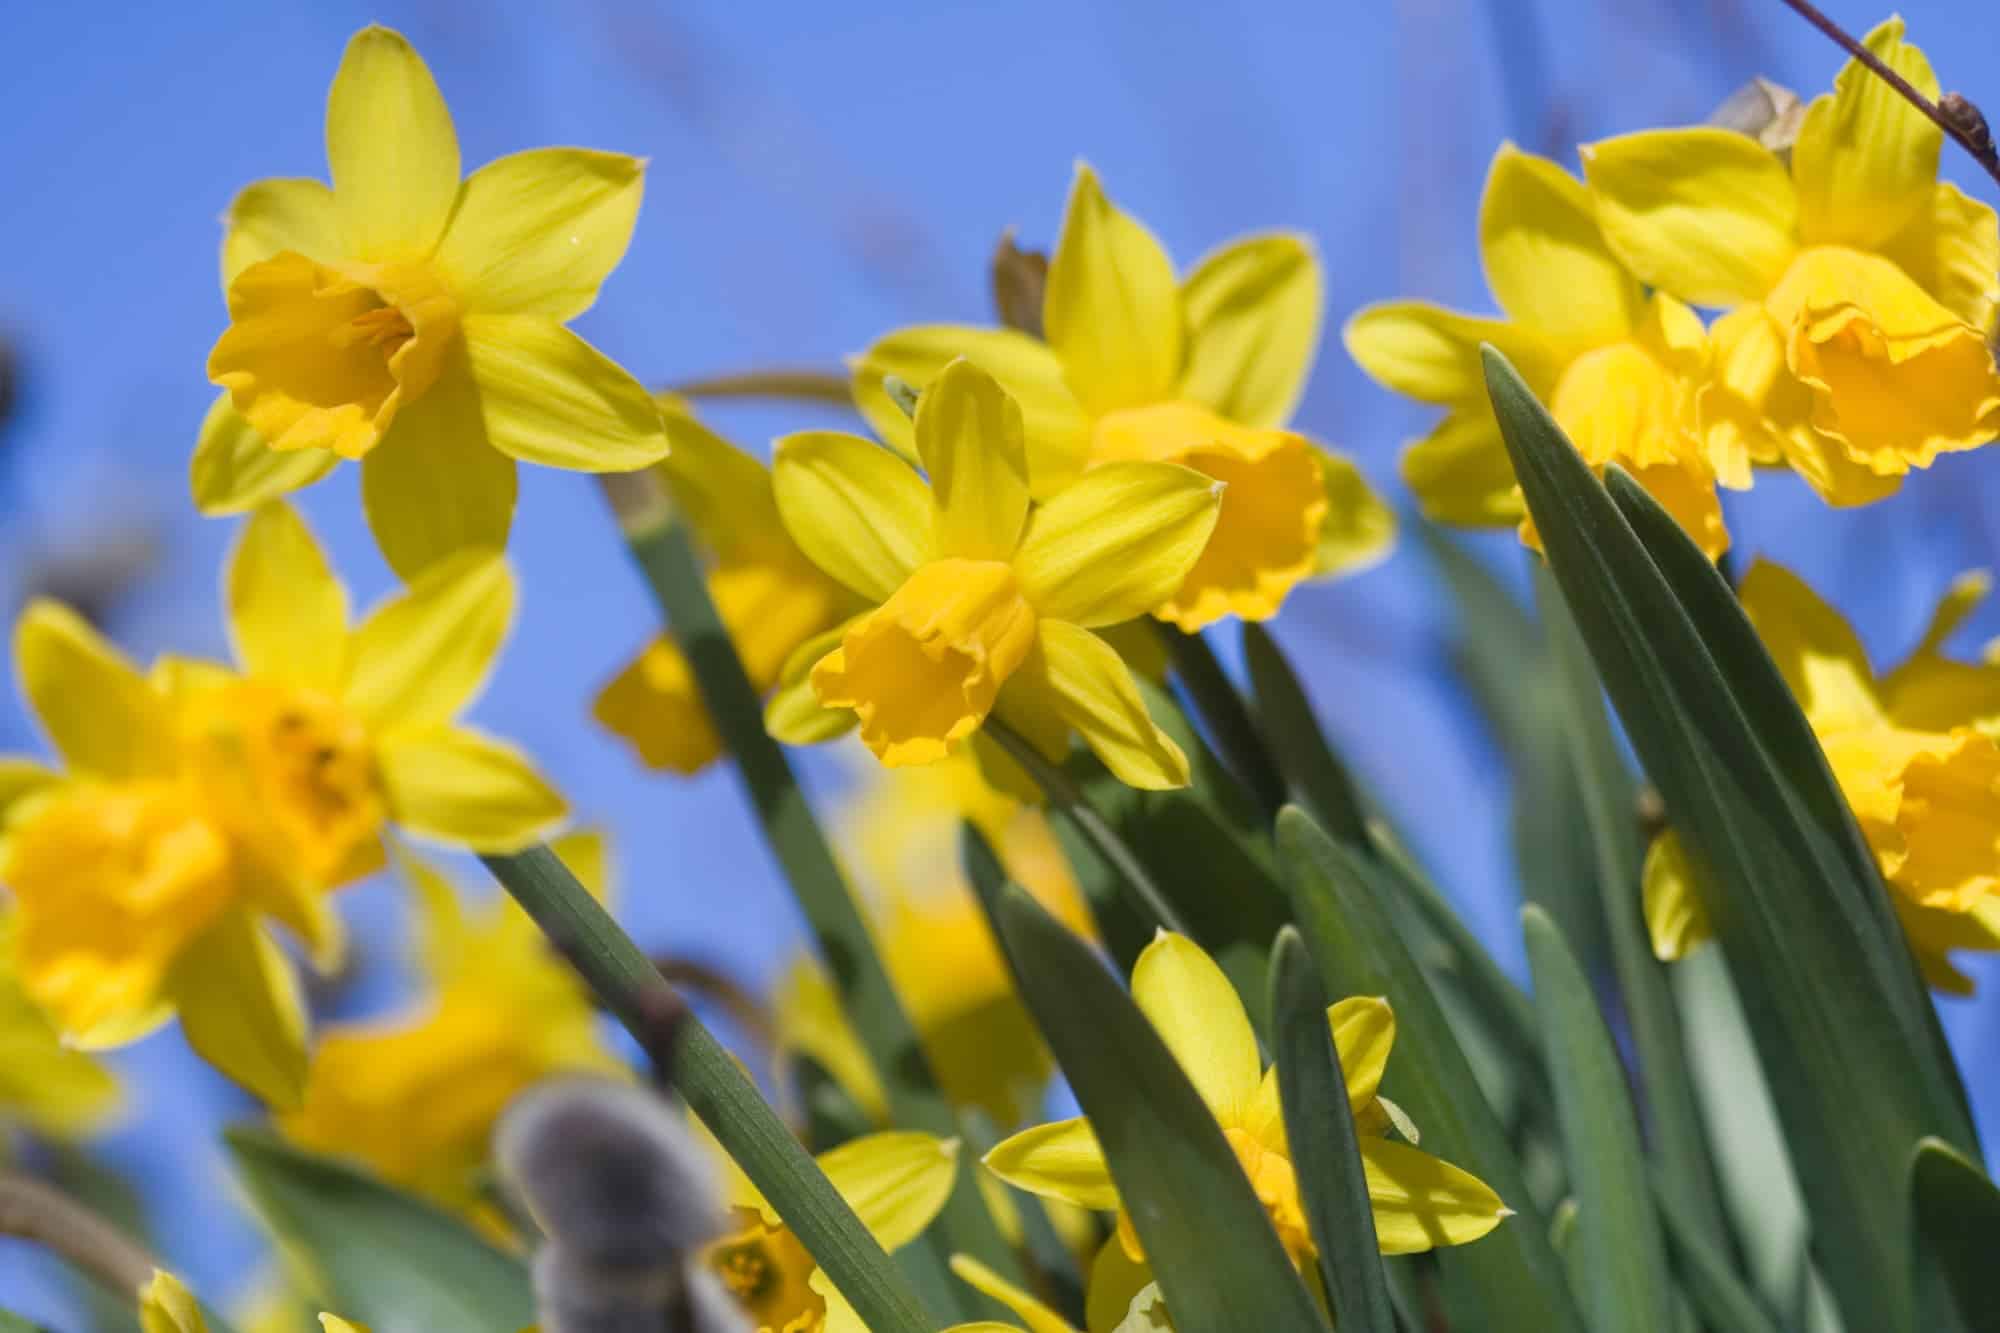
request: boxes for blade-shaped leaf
[224,1127,534,1333]
[1654,1172,1782,1333]
[1276,807,1585,1333]
[1269,927,1396,1332]
[1522,906,1673,1333]
[1911,1137,2000,1330]
[1483,346,1978,1333]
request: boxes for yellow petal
[460,314,669,470]
[1330,995,1396,1113]
[0,757,57,824]
[851,325,1092,494]
[345,549,512,730]
[983,1117,1119,1211]
[168,908,309,1109]
[1130,930,1261,1123]
[319,1319,366,1333]
[1401,410,1526,526]
[1791,16,1941,251]
[949,1255,1080,1333]
[595,635,722,774]
[220,178,344,290]
[1344,302,1554,407]
[1012,462,1220,627]
[656,397,787,560]
[772,955,889,1122]
[1880,183,2000,333]
[14,600,177,780]
[226,502,350,692]
[772,431,933,602]
[1642,831,1712,961]
[434,148,644,320]
[1699,305,1804,489]
[818,1130,961,1252]
[358,359,519,580]
[1582,127,1799,306]
[1084,1234,1153,1333]
[1177,231,1321,428]
[1310,445,1397,577]
[190,393,340,516]
[1359,1137,1510,1254]
[140,1270,207,1333]
[916,358,1032,561]
[1479,142,1643,348]
[1890,731,2000,913]
[765,622,864,747]
[1044,163,1183,414]
[1738,560,1884,732]
[1025,621,1188,790]
[376,725,565,852]
[325,26,461,262]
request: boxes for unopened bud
[1708,77,1806,153]
[1941,92,1995,162]
[990,228,1049,339]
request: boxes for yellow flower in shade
[1581,18,2000,505]
[704,1129,960,1333]
[1645,561,2000,992]
[0,908,121,1137]
[194,25,670,578]
[853,164,1393,632]
[279,834,619,1224]
[770,358,1220,788]
[0,602,314,1105]
[141,1270,361,1333]
[775,753,1093,1126]
[594,398,864,773]
[985,932,1507,1296]
[1345,144,1727,556]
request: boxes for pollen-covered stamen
[706,1212,824,1330]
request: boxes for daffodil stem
[984,719,1193,936]
[482,847,936,1333]
[662,368,854,404]
[1159,625,1289,819]
[1775,0,2000,188]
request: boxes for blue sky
[2,0,1998,1321]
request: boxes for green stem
[983,719,1191,936]
[1158,625,1288,818]
[483,848,933,1333]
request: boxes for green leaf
[224,1127,535,1333]
[1911,1138,2000,1330]
[1269,927,1396,1332]
[1654,1171,1782,1333]
[1483,346,1979,1333]
[0,1313,50,1332]
[1242,622,1371,845]
[1276,808,1585,1333]
[1162,623,1289,818]
[967,855,1327,1332]
[1522,906,1674,1333]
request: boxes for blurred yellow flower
[704,1128,959,1333]
[1346,144,1726,556]
[985,932,1506,1294]
[595,398,863,773]
[1582,18,2000,505]
[280,834,619,1223]
[769,358,1219,788]
[855,164,1393,632]
[194,25,669,578]
[1644,561,2000,992]
[141,1270,362,1333]
[0,909,122,1137]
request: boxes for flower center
[1223,1126,1316,1269]
[208,250,460,460]
[708,1212,824,1332]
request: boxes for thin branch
[1775,0,2000,190]
[652,953,774,1050]
[663,369,854,404]
[0,1170,159,1299]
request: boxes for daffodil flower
[705,1129,960,1333]
[769,358,1221,788]
[1645,561,2000,992]
[1581,18,2000,505]
[280,834,620,1226]
[853,165,1393,632]
[1346,144,1727,556]
[595,398,863,773]
[985,932,1508,1299]
[141,1270,362,1333]
[194,25,670,578]
[0,909,122,1138]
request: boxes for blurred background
[2,0,1997,1322]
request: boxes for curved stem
[0,1170,158,1301]
[664,368,854,405]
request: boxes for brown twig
[1775,0,2000,190]
[663,369,854,404]
[0,1169,160,1299]
[652,954,775,1051]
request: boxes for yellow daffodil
[141,1270,362,1333]
[769,358,1221,788]
[1644,561,2000,991]
[946,1253,1176,1333]
[985,932,1507,1297]
[1346,144,1727,556]
[705,1129,960,1333]
[193,25,670,578]
[280,834,619,1225]
[595,398,863,772]
[1582,18,2000,505]
[1,601,313,1104]
[853,165,1393,632]
[775,753,1092,1125]
[0,909,122,1137]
